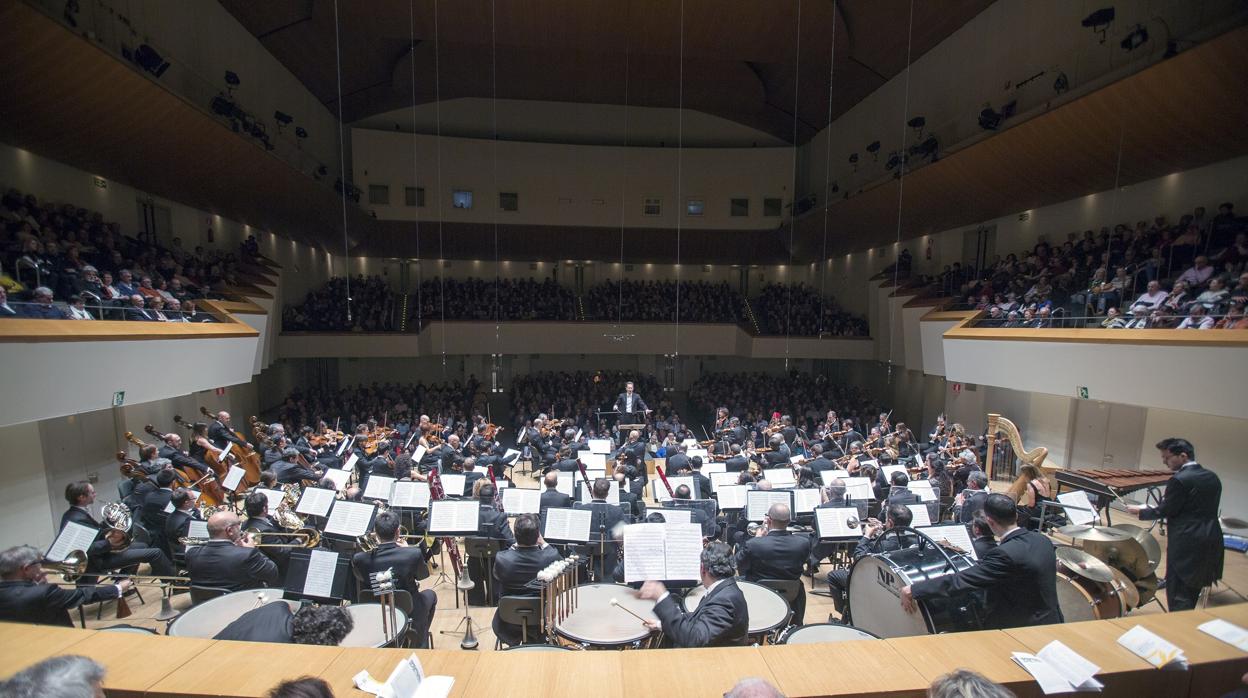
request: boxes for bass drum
[846,537,980,639]
[1055,571,1123,621]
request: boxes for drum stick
[610,598,648,625]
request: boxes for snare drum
[341,603,410,647]
[1055,571,1123,622]
[554,583,658,649]
[780,623,879,644]
[684,580,789,642]
[846,545,980,639]
[168,590,299,639]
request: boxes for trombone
[356,528,427,552]
[180,529,321,548]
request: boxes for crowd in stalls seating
[938,202,1247,330]
[750,282,870,337]
[688,371,881,439]
[412,277,577,322]
[275,378,485,436]
[509,371,671,435]
[282,275,398,332]
[584,279,743,323]
[0,187,260,321]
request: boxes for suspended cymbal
[1134,573,1159,606]
[1055,546,1116,583]
[1107,523,1162,575]
[1110,567,1140,611]
[1055,524,1134,542]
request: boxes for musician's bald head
[629,430,640,440]
[766,503,791,527]
[757,480,773,491]
[543,471,560,489]
[207,511,239,540]
[217,411,230,422]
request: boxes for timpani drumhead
[341,603,410,647]
[846,555,931,639]
[781,623,880,644]
[683,580,790,636]
[554,583,657,647]
[502,644,574,652]
[167,590,298,639]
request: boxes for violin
[480,423,503,441]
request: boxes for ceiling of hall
[217,0,995,144]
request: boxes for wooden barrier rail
[2,606,1246,697]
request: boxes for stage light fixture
[224,70,240,86]
[133,44,169,78]
[295,127,309,139]
[1120,24,1148,51]
[1053,72,1069,94]
[907,116,926,138]
[274,111,293,126]
[866,141,881,161]
[1082,7,1115,42]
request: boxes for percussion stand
[439,567,483,649]
[429,544,454,591]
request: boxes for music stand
[285,549,350,603]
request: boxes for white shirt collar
[705,578,728,595]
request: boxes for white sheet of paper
[1058,490,1098,525]
[819,470,853,486]
[815,508,860,539]
[335,436,351,457]
[256,488,285,511]
[747,490,793,521]
[296,487,337,517]
[574,428,583,442]
[324,500,376,537]
[652,475,696,501]
[687,448,709,461]
[47,522,98,562]
[857,458,878,469]
[881,464,907,480]
[843,476,875,500]
[702,461,727,474]
[501,488,541,514]
[588,439,613,454]
[584,468,607,481]
[920,524,978,559]
[663,523,704,580]
[380,653,426,698]
[1198,619,1248,652]
[909,480,939,502]
[222,465,246,491]
[428,500,480,534]
[389,481,431,509]
[790,455,805,465]
[439,473,466,496]
[623,523,668,582]
[472,465,490,474]
[303,548,338,599]
[555,473,574,497]
[710,471,738,492]
[343,453,360,473]
[1011,654,1083,696]
[579,479,620,504]
[915,454,924,468]
[543,507,592,542]
[682,438,698,447]
[164,501,175,514]
[186,519,209,542]
[579,452,606,469]
[715,484,748,510]
[658,508,692,525]
[363,475,396,501]
[412,445,428,463]
[220,442,234,461]
[1037,640,1103,690]
[763,468,796,487]
[503,448,520,463]
[907,504,933,527]
[321,468,351,490]
[1117,625,1187,668]
[793,488,822,513]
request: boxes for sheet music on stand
[255,488,285,511]
[303,548,340,599]
[221,465,247,492]
[439,473,467,497]
[651,475,696,502]
[587,439,613,454]
[881,464,907,481]
[815,507,861,540]
[842,476,875,500]
[295,487,337,517]
[502,448,521,464]
[583,468,607,481]
[389,481,431,509]
[792,488,823,514]
[709,471,737,493]
[555,472,575,497]
[908,480,939,502]
[746,490,794,522]
[184,519,209,548]
[687,448,709,461]
[501,488,541,514]
[335,436,353,458]
[578,479,619,504]
[820,469,850,485]
[46,522,98,562]
[427,500,481,535]
[623,523,702,583]
[321,468,351,491]
[657,508,692,525]
[762,468,796,488]
[324,500,377,538]
[286,548,349,603]
[919,524,978,560]
[715,484,748,510]
[342,453,360,474]
[702,461,727,474]
[1057,491,1098,526]
[579,452,606,469]
[412,445,427,463]
[907,503,933,527]
[362,475,396,502]
[542,507,593,543]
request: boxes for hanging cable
[673,0,685,360]
[783,0,803,371]
[432,0,447,371]
[615,3,631,328]
[818,2,838,332]
[490,0,500,350]
[887,0,916,373]
[408,0,422,333]
[332,0,351,324]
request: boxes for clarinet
[655,463,675,499]
[427,467,467,577]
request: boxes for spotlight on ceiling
[909,135,939,162]
[866,141,881,161]
[1120,24,1148,51]
[132,44,170,78]
[977,101,1016,131]
[1053,72,1069,94]
[295,127,309,139]
[224,70,240,86]
[907,116,926,137]
[1081,7,1115,43]
[274,111,293,126]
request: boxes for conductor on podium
[614,381,649,427]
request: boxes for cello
[143,424,228,506]
[200,406,262,486]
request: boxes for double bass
[142,425,228,506]
[199,406,263,485]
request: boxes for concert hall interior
[2,1,1248,696]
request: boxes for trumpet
[357,528,425,552]
[180,529,321,548]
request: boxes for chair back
[189,585,230,606]
[463,537,500,559]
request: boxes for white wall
[1141,408,1248,518]
[352,129,793,231]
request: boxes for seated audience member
[0,655,107,698]
[1100,307,1126,328]
[20,286,66,319]
[927,669,1016,698]
[124,294,155,321]
[65,294,93,320]
[1176,255,1214,289]
[1128,280,1167,314]
[1177,304,1215,330]
[1216,304,1248,330]
[1189,277,1229,311]
[0,286,18,317]
[266,677,336,698]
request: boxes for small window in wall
[730,198,749,217]
[643,198,662,216]
[452,189,473,209]
[763,197,783,217]
[500,192,519,211]
[405,186,425,207]
[686,198,705,216]
[368,185,390,205]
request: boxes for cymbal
[1055,524,1134,542]
[1107,523,1162,575]
[1110,566,1140,611]
[1134,572,1159,606]
[1055,546,1116,583]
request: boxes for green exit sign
[1077,386,1089,399]
[112,391,125,407]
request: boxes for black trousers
[101,544,175,577]
[1166,574,1203,612]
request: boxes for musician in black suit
[140,470,177,556]
[665,445,691,475]
[0,544,133,627]
[614,470,645,522]
[903,494,1061,629]
[1126,437,1224,611]
[970,512,998,559]
[688,458,712,505]
[735,503,809,624]
[805,444,835,475]
[574,479,625,581]
[551,447,581,474]
[838,420,864,453]
[158,433,211,477]
[60,481,174,577]
[492,514,562,646]
[185,511,280,591]
[272,447,325,485]
[885,471,921,506]
[352,511,437,647]
[164,489,200,562]
[539,471,573,521]
[242,492,291,582]
[956,471,989,524]
[475,483,515,546]
[613,430,647,471]
[207,411,250,451]
[827,502,914,619]
[724,444,751,473]
[213,602,354,645]
[670,484,716,539]
[613,381,649,424]
[638,541,749,647]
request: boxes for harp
[984,413,1049,482]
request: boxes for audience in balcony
[414,277,576,322]
[1177,304,1215,330]
[750,283,868,337]
[283,276,397,332]
[584,279,742,323]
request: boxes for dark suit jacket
[736,529,810,582]
[213,601,294,643]
[478,504,516,546]
[762,451,789,468]
[957,490,989,524]
[141,488,174,534]
[353,541,430,601]
[540,489,574,519]
[59,507,111,560]
[0,580,120,627]
[912,528,1062,629]
[666,453,691,473]
[493,545,563,597]
[124,306,155,321]
[165,509,198,555]
[725,456,750,473]
[185,540,280,591]
[1139,463,1224,588]
[158,444,210,475]
[972,534,998,560]
[614,392,648,416]
[619,489,645,521]
[808,456,836,474]
[208,421,249,450]
[654,579,750,647]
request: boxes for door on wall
[1069,400,1146,471]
